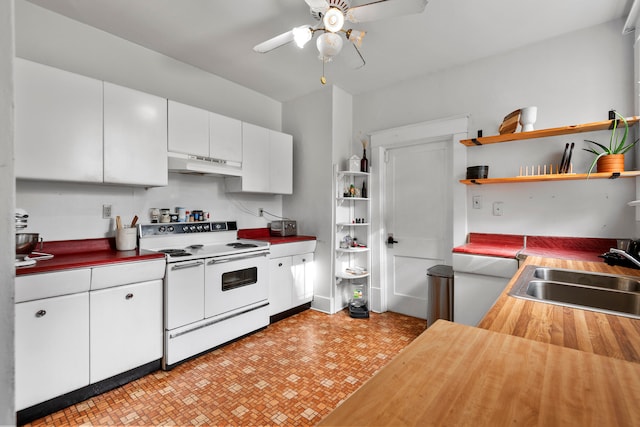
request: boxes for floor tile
[24,309,425,426]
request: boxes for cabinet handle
[35,309,46,318]
[278,262,283,267]
[302,258,306,262]
[125,293,134,300]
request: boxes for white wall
[0,2,15,423]
[282,88,334,312]
[353,19,636,241]
[14,0,288,240]
[282,85,351,314]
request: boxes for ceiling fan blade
[253,30,295,53]
[304,0,329,13]
[346,0,428,23]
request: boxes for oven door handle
[207,251,270,265]
[171,260,204,270]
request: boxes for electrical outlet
[472,195,482,209]
[102,204,112,219]
[258,208,264,217]
[492,202,504,216]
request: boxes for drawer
[91,259,166,290]
[15,268,91,303]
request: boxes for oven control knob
[182,226,189,232]
[203,224,210,231]
[167,226,174,232]
[196,225,203,231]
[189,225,196,232]
[213,223,222,230]
[158,226,166,233]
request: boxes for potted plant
[583,111,638,175]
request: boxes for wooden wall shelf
[460,171,640,185]
[460,116,640,147]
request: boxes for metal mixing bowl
[16,233,39,256]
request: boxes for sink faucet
[609,248,640,268]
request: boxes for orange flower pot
[597,154,625,173]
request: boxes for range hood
[168,152,242,177]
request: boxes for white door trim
[368,115,469,313]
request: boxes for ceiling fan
[254,0,429,84]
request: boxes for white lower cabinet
[269,253,314,316]
[451,253,518,326]
[292,253,314,307]
[15,260,165,410]
[269,256,293,316]
[15,292,90,410]
[90,280,163,383]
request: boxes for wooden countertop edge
[478,255,640,363]
[318,320,640,426]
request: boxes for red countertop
[519,235,615,263]
[453,233,616,263]
[15,238,165,276]
[452,233,524,258]
[238,227,317,245]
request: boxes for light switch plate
[492,202,503,216]
[472,196,482,209]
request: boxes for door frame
[368,115,469,313]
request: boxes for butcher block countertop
[320,256,640,426]
[479,256,640,363]
[319,320,640,426]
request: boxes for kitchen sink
[509,265,640,319]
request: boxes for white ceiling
[25,0,633,102]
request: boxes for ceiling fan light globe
[293,25,312,48]
[323,7,345,32]
[316,32,343,59]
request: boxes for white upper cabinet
[209,111,242,164]
[226,122,293,194]
[14,58,103,183]
[168,100,242,165]
[238,122,270,192]
[269,130,293,194]
[104,82,168,186]
[167,100,209,157]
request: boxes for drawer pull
[125,293,134,300]
[35,309,46,318]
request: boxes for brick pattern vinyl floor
[25,309,426,426]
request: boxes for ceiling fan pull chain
[321,57,327,84]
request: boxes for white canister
[116,227,137,251]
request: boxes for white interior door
[384,140,451,318]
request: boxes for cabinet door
[292,253,314,306]
[269,130,293,194]
[269,257,293,315]
[103,82,168,186]
[15,292,90,410]
[14,58,103,183]
[210,111,242,163]
[90,280,163,383]
[240,122,270,192]
[168,100,209,157]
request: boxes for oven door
[204,251,269,318]
[166,259,205,330]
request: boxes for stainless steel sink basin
[532,267,640,292]
[509,265,640,319]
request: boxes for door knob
[387,235,399,245]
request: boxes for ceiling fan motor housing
[311,0,351,20]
